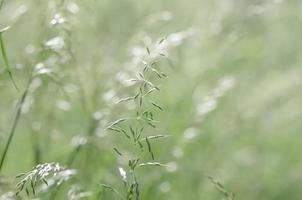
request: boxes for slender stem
[47,145,81,200]
[0,33,19,91]
[31,130,42,165]
[48,118,98,200]
[0,0,4,11]
[0,78,32,173]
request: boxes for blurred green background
[1,0,302,199]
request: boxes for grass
[0,79,29,172]
[0,30,19,91]
[1,0,302,199]
[100,38,172,200]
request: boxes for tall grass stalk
[0,32,19,91]
[102,40,170,199]
[0,76,33,173]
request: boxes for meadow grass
[1,0,302,200]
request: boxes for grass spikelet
[150,101,163,111]
[113,147,123,156]
[145,137,155,160]
[105,118,127,129]
[137,162,165,168]
[207,176,235,200]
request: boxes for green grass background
[1,0,302,199]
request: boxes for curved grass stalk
[0,77,33,173]
[0,33,19,91]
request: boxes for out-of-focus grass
[1,0,302,199]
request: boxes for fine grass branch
[15,162,76,197]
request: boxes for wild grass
[0,28,19,91]
[1,0,302,200]
[0,77,30,172]
[100,39,172,200]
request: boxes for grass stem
[0,33,19,91]
[0,0,4,11]
[0,77,32,173]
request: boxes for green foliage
[1,0,302,199]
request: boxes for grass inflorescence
[101,38,171,199]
